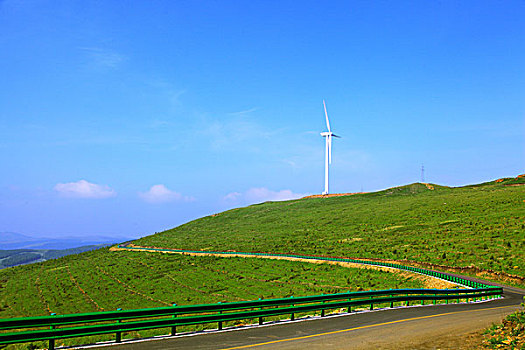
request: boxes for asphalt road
[80,275,524,350]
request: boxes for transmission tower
[421,165,425,183]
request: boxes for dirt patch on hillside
[114,245,458,290]
[360,257,524,286]
[421,183,435,190]
[497,174,525,186]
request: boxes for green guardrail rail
[0,247,504,349]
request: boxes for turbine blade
[323,100,331,132]
[332,134,341,138]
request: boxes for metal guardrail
[0,248,504,349]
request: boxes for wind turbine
[320,100,340,195]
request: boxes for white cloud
[198,115,280,152]
[143,78,186,108]
[228,107,258,116]
[168,89,186,105]
[139,184,194,203]
[54,180,116,199]
[79,47,126,68]
[223,192,242,201]
[223,187,307,205]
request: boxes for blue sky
[1,1,524,239]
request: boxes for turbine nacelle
[320,132,340,138]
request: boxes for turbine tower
[320,100,340,195]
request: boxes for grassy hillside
[0,176,521,348]
[135,176,525,283]
[1,249,429,349]
[0,249,422,317]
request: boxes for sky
[1,1,524,240]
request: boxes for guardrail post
[258,298,264,325]
[347,295,352,313]
[390,289,394,308]
[171,303,177,336]
[49,313,56,350]
[406,294,409,306]
[321,294,325,317]
[218,302,223,330]
[116,308,122,343]
[290,296,295,321]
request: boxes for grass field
[135,176,524,284]
[0,249,426,349]
[0,249,424,320]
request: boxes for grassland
[0,249,424,320]
[135,176,524,285]
[0,249,425,349]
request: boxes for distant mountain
[0,244,109,269]
[0,232,132,250]
[0,232,34,244]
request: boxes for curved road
[82,282,523,349]
[83,249,524,350]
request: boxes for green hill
[135,175,525,283]
[0,248,426,350]
[0,175,522,348]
